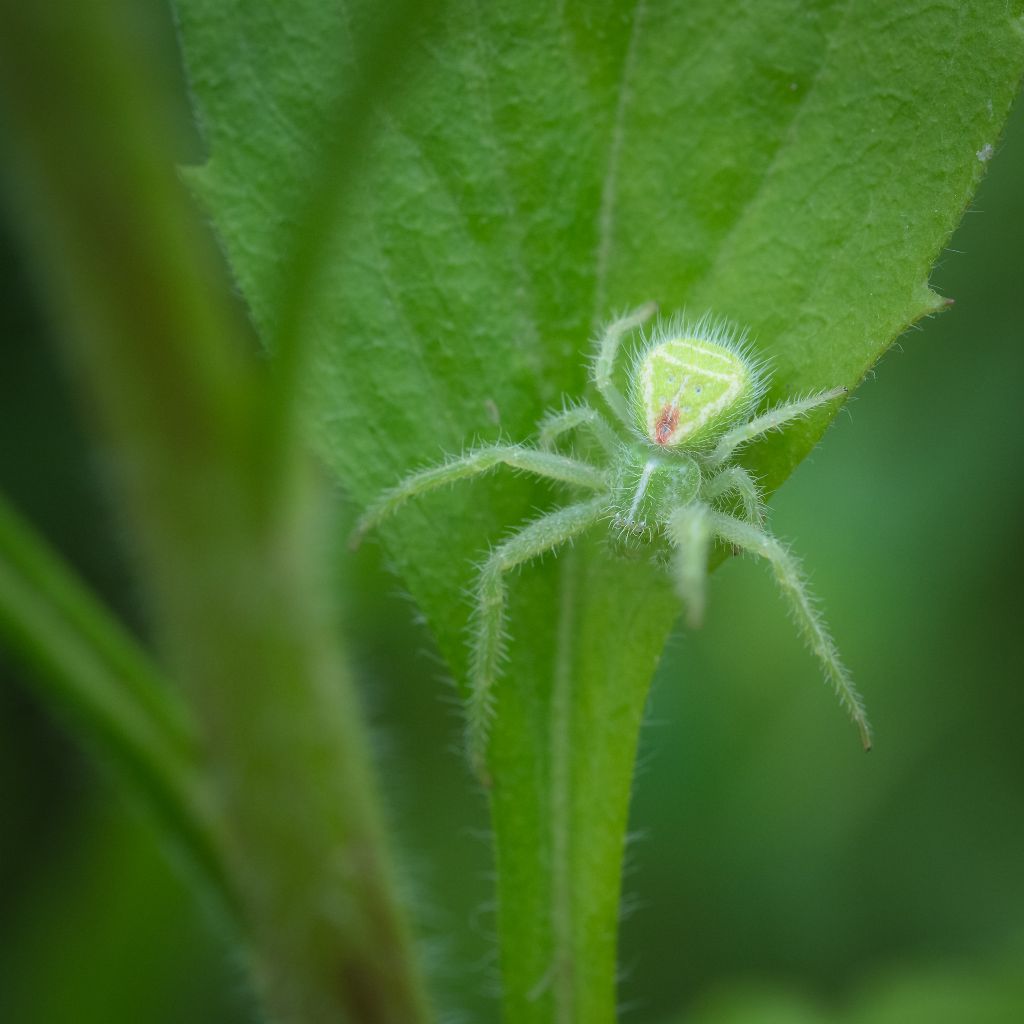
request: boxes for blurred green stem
[0,4,431,1022]
[0,493,233,909]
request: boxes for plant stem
[0,4,432,1021]
[0,493,234,911]
[490,538,679,1023]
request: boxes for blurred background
[0,4,1021,1022]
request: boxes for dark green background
[1,7,1021,1022]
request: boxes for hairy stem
[489,537,678,1023]
[0,4,431,1021]
[548,549,578,1022]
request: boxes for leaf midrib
[593,0,648,324]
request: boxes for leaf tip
[920,285,954,317]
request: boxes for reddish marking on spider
[654,403,680,445]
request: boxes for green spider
[351,303,871,780]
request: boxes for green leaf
[174,1,1024,1020]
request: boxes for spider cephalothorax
[352,304,870,780]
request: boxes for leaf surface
[174,1,1024,1019]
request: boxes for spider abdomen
[633,316,763,448]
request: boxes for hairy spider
[351,303,871,780]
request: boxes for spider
[351,303,871,780]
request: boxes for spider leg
[537,402,622,459]
[707,510,872,750]
[666,503,712,628]
[592,302,658,431]
[469,496,606,782]
[708,387,847,466]
[700,466,765,525]
[350,445,608,549]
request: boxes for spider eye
[634,318,758,448]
